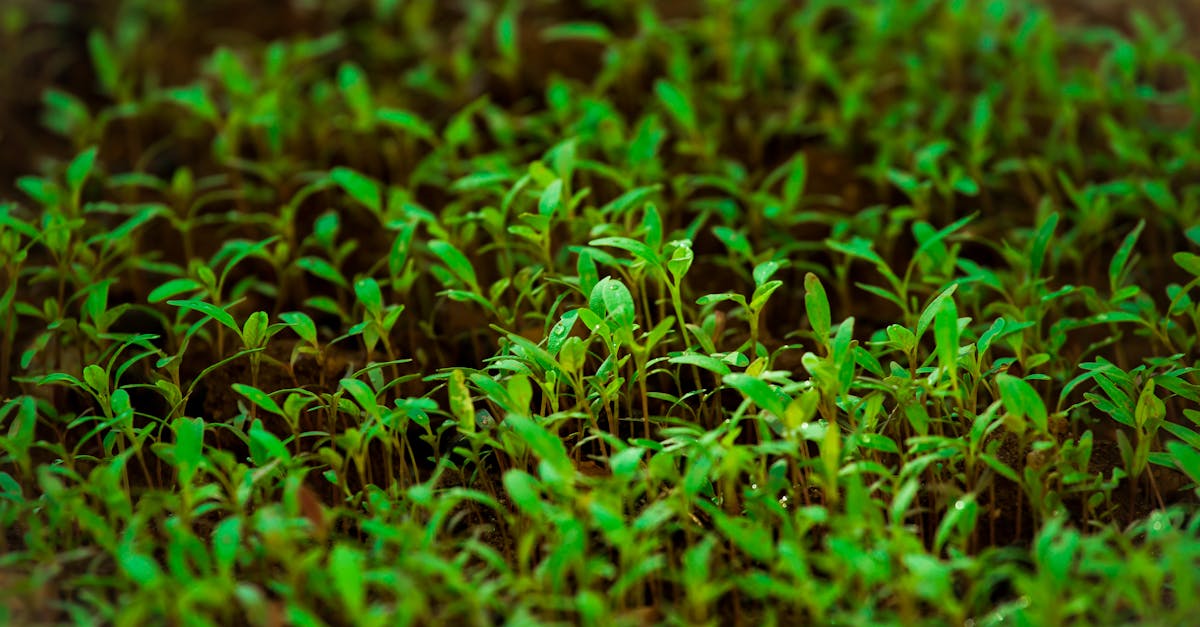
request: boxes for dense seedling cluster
[3,0,1200,624]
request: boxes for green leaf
[916,284,958,341]
[338,62,373,126]
[857,432,900,455]
[913,213,974,263]
[886,324,917,353]
[541,21,613,43]
[110,388,132,420]
[827,236,887,269]
[609,446,645,480]
[507,414,571,478]
[330,167,382,214]
[495,7,518,64]
[469,373,513,415]
[449,369,475,435]
[539,179,563,216]
[998,373,1048,434]
[590,236,661,268]
[168,299,241,335]
[977,318,1010,356]
[890,477,921,525]
[66,146,99,195]
[119,553,162,586]
[934,494,977,553]
[340,378,379,418]
[696,292,746,308]
[1134,380,1164,430]
[354,277,383,317]
[296,257,348,288]
[173,417,205,477]
[375,107,435,140]
[1167,440,1200,486]
[212,517,241,575]
[655,80,697,133]
[0,205,42,240]
[329,544,366,618]
[507,373,533,415]
[209,46,252,95]
[503,469,544,516]
[750,280,783,311]
[87,30,119,96]
[82,280,110,324]
[451,171,510,192]
[594,277,636,335]
[248,419,290,466]
[805,273,832,344]
[429,240,479,292]
[724,373,787,419]
[241,311,269,349]
[388,222,416,277]
[933,296,959,378]
[709,506,775,562]
[667,241,693,282]
[280,311,318,346]
[980,453,1020,483]
[41,88,91,137]
[216,236,279,288]
[1109,220,1144,295]
[558,335,588,374]
[547,310,578,356]
[906,402,930,436]
[1175,252,1200,278]
[629,114,665,168]
[5,396,38,455]
[83,364,108,397]
[504,332,560,374]
[95,206,161,244]
[782,154,808,208]
[712,226,753,259]
[600,185,662,217]
[642,204,663,251]
[821,416,841,487]
[577,249,600,296]
[164,84,219,123]
[1028,212,1059,279]
[232,383,284,416]
[753,260,784,287]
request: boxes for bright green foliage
[1,1,1200,625]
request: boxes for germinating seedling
[3,1,1200,625]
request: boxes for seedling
[2,2,1199,625]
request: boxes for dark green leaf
[507,414,571,478]
[232,383,284,416]
[654,80,697,133]
[330,167,381,214]
[296,257,348,288]
[429,240,479,292]
[998,374,1048,434]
